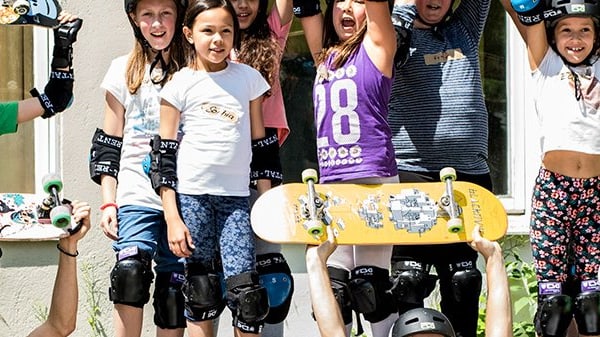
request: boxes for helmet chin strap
[149,47,171,84]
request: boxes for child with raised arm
[0,12,81,136]
[502,1,600,336]
[306,226,512,337]
[295,0,399,335]
[151,0,274,335]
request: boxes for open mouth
[566,46,586,55]
[151,31,166,38]
[341,17,355,28]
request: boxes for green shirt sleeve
[0,101,19,135]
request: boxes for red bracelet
[100,202,119,211]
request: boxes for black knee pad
[349,265,395,323]
[256,253,294,324]
[327,266,353,325]
[535,281,573,337]
[391,260,437,312]
[109,247,153,308]
[449,265,482,304]
[183,262,226,321]
[153,271,186,329]
[573,281,600,335]
[226,271,269,334]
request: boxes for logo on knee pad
[539,281,562,296]
[581,280,600,292]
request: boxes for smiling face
[415,0,453,25]
[229,0,259,30]
[131,0,178,51]
[184,6,235,71]
[553,16,597,65]
[332,0,366,41]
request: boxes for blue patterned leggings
[530,167,600,282]
[178,193,256,279]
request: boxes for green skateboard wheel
[447,218,463,233]
[50,205,71,229]
[439,167,457,182]
[307,224,323,237]
[42,173,63,194]
[302,169,318,184]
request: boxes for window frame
[32,27,59,194]
[503,18,541,234]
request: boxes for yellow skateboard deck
[251,168,508,245]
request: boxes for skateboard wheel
[447,218,463,233]
[439,167,457,182]
[50,205,71,228]
[302,169,319,184]
[13,0,29,15]
[307,224,324,237]
[42,173,63,194]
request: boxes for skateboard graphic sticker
[0,0,61,27]
[0,174,79,241]
[251,168,508,245]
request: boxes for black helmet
[545,0,600,27]
[392,308,455,337]
[124,0,188,47]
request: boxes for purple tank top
[313,43,397,183]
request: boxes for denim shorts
[113,205,183,273]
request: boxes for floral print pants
[530,167,600,283]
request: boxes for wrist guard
[148,135,179,194]
[52,18,83,70]
[511,0,546,26]
[89,128,123,185]
[30,70,74,119]
[250,133,283,186]
[392,4,416,68]
[293,0,321,18]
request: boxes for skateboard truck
[39,174,72,229]
[300,169,331,238]
[439,167,464,233]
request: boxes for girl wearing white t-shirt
[89,1,188,336]
[155,0,273,336]
[504,1,600,336]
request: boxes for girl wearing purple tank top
[295,0,398,336]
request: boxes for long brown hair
[125,0,187,94]
[318,1,367,70]
[235,0,280,92]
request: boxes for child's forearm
[485,249,512,337]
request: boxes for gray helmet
[392,308,455,337]
[545,0,600,27]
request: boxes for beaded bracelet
[57,244,79,257]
